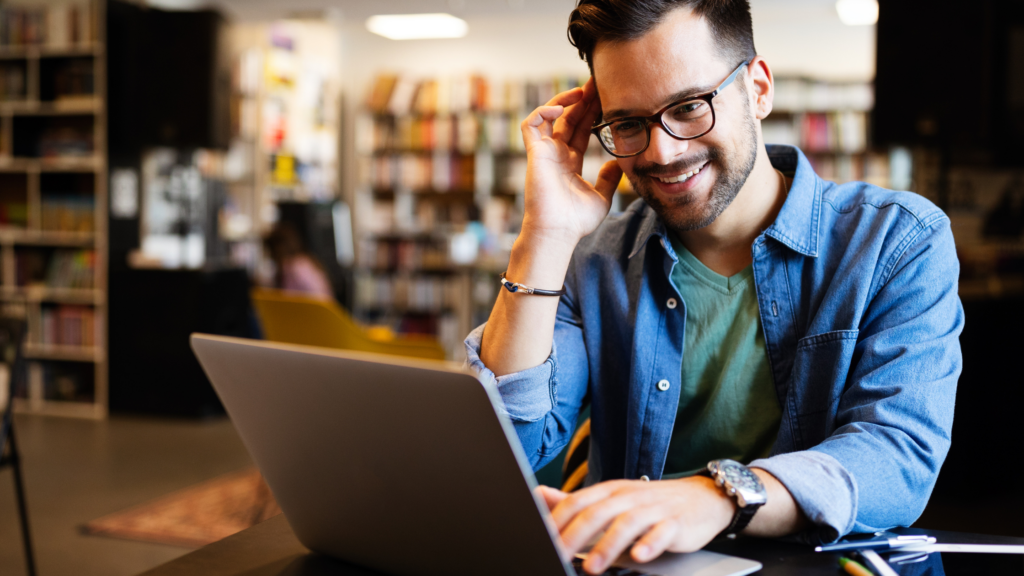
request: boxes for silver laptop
[190,334,762,576]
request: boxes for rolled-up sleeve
[749,451,857,544]
[464,323,556,423]
[464,275,592,470]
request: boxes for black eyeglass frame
[590,60,751,158]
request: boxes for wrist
[505,229,577,290]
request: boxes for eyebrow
[601,83,717,122]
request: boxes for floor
[0,414,253,576]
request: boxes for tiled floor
[0,414,252,576]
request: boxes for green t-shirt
[661,236,782,479]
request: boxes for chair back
[0,318,26,450]
[251,289,446,360]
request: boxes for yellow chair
[250,288,446,361]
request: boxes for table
[138,514,1024,576]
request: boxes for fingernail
[586,554,604,573]
[634,545,650,561]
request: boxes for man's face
[592,8,759,232]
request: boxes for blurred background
[0,0,1020,574]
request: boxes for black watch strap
[723,502,760,536]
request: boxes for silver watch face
[714,460,767,508]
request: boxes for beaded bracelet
[499,271,567,297]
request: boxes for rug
[82,467,282,548]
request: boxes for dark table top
[138,514,1024,576]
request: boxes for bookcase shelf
[0,286,102,304]
[1,0,107,419]
[24,343,101,362]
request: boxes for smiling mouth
[653,161,708,184]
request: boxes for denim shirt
[465,145,964,544]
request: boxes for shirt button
[657,379,670,391]
[640,475,650,482]
[666,298,677,309]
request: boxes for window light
[835,0,878,26]
[365,13,468,40]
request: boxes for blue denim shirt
[465,145,964,544]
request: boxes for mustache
[632,148,719,179]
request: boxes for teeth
[657,165,703,184]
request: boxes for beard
[627,109,759,233]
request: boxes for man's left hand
[536,476,736,575]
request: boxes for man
[465,1,963,573]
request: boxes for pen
[816,534,935,553]
[839,556,874,576]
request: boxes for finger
[552,80,596,143]
[593,160,624,204]
[631,518,679,563]
[585,507,663,574]
[567,88,603,153]
[543,86,584,108]
[521,105,565,145]
[535,485,569,511]
[559,493,642,556]
[550,482,617,530]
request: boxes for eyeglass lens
[597,99,714,157]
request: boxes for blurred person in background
[263,222,333,301]
[466,0,963,573]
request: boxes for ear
[747,56,774,120]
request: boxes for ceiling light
[365,13,468,40]
[835,0,878,26]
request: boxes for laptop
[190,334,762,576]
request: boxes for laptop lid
[190,334,571,576]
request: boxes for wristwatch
[703,459,767,537]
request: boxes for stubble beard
[627,109,760,233]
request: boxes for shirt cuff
[464,322,556,423]
[749,450,858,544]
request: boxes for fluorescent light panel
[835,0,878,26]
[366,13,468,40]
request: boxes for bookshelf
[355,74,618,359]
[762,76,892,187]
[0,0,106,419]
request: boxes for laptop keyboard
[571,556,654,576]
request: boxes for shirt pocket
[787,329,859,449]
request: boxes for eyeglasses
[590,60,750,158]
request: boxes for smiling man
[465,1,963,573]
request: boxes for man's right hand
[520,77,623,248]
[480,78,622,377]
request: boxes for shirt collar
[627,144,822,260]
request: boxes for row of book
[359,238,453,271]
[45,249,95,289]
[359,113,483,154]
[806,152,891,186]
[354,273,464,313]
[762,111,868,154]
[369,153,476,193]
[367,74,589,116]
[39,125,93,158]
[38,304,97,347]
[359,111,614,156]
[0,2,96,48]
[16,248,95,288]
[0,63,25,100]
[52,58,94,99]
[0,202,28,226]
[41,195,94,232]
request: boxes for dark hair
[568,0,756,72]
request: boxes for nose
[642,123,689,166]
